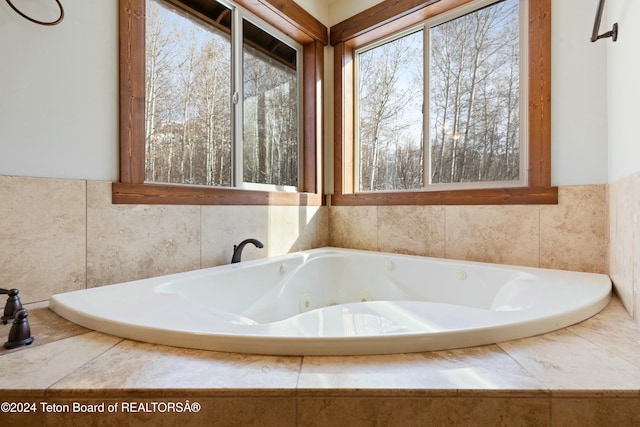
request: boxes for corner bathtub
[49,248,611,356]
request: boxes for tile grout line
[443,206,447,259]
[294,356,304,427]
[375,205,380,252]
[538,204,541,268]
[44,334,125,393]
[85,180,89,290]
[199,205,203,270]
[495,342,553,392]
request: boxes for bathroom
[1,0,639,425]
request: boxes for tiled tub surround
[329,185,607,274]
[0,176,329,304]
[49,248,612,356]
[609,170,640,325]
[0,175,636,425]
[1,175,607,305]
[1,297,639,426]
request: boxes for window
[145,0,301,190]
[145,0,233,188]
[332,0,556,205]
[242,19,300,189]
[356,29,425,192]
[116,0,327,205]
[357,0,524,192]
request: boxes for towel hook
[591,0,617,42]
[5,0,64,26]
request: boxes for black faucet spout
[231,239,264,263]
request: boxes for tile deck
[0,296,638,426]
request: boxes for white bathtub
[49,248,611,355]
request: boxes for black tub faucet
[1,288,23,324]
[4,309,34,349]
[231,239,264,263]
[1,288,34,349]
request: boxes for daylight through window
[355,0,525,192]
[145,0,301,190]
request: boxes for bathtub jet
[49,248,611,356]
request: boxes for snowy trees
[357,0,521,191]
[144,0,298,188]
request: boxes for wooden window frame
[330,0,557,205]
[115,0,327,206]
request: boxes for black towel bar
[5,0,64,26]
[591,0,618,42]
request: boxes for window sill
[330,186,558,206]
[112,183,325,206]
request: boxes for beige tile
[0,175,86,303]
[329,206,377,250]
[201,205,270,267]
[0,302,90,355]
[601,177,640,327]
[633,172,640,324]
[42,396,296,427]
[268,206,328,255]
[52,339,302,391]
[445,205,540,267]
[267,206,297,256]
[194,397,296,427]
[299,396,550,427]
[498,328,640,389]
[568,296,640,368]
[608,174,636,318]
[0,392,47,426]
[377,205,445,257]
[284,205,329,252]
[87,181,201,287]
[438,397,551,426]
[0,331,120,389]
[299,345,545,391]
[540,185,607,273]
[551,398,640,427]
[313,205,330,247]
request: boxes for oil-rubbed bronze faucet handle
[4,308,34,350]
[1,288,23,324]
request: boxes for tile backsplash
[329,185,608,273]
[0,176,86,301]
[0,175,616,314]
[609,170,640,324]
[0,176,328,303]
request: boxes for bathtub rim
[49,247,613,356]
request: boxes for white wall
[328,0,382,27]
[552,0,608,185]
[0,0,611,186]
[0,0,118,181]
[607,0,640,182]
